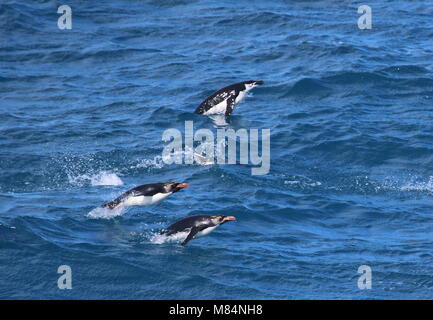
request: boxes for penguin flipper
[181,225,209,246]
[101,188,138,209]
[181,227,199,246]
[101,194,125,209]
[224,97,236,116]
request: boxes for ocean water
[1,0,433,299]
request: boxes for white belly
[235,90,247,103]
[154,225,219,245]
[203,99,228,115]
[123,192,171,206]
[196,226,218,237]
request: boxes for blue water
[1,0,433,299]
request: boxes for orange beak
[176,183,189,189]
[223,216,236,222]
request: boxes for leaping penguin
[160,214,236,246]
[101,182,188,210]
[195,80,264,116]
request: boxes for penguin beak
[175,183,189,189]
[254,80,264,86]
[222,216,236,223]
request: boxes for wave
[214,11,292,27]
[282,78,331,97]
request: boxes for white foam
[208,114,229,127]
[91,172,124,186]
[194,153,214,165]
[131,156,166,169]
[284,179,322,187]
[87,205,126,219]
[68,171,124,187]
[400,176,433,193]
[138,146,218,167]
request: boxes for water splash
[400,176,433,193]
[68,171,124,187]
[131,156,166,169]
[90,171,124,186]
[134,146,219,168]
[87,205,126,219]
[194,153,214,165]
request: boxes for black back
[161,215,214,235]
[194,81,248,114]
[101,183,167,209]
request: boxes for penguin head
[244,80,264,91]
[163,182,189,193]
[210,215,237,225]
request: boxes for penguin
[101,182,188,210]
[160,214,236,246]
[195,80,264,116]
